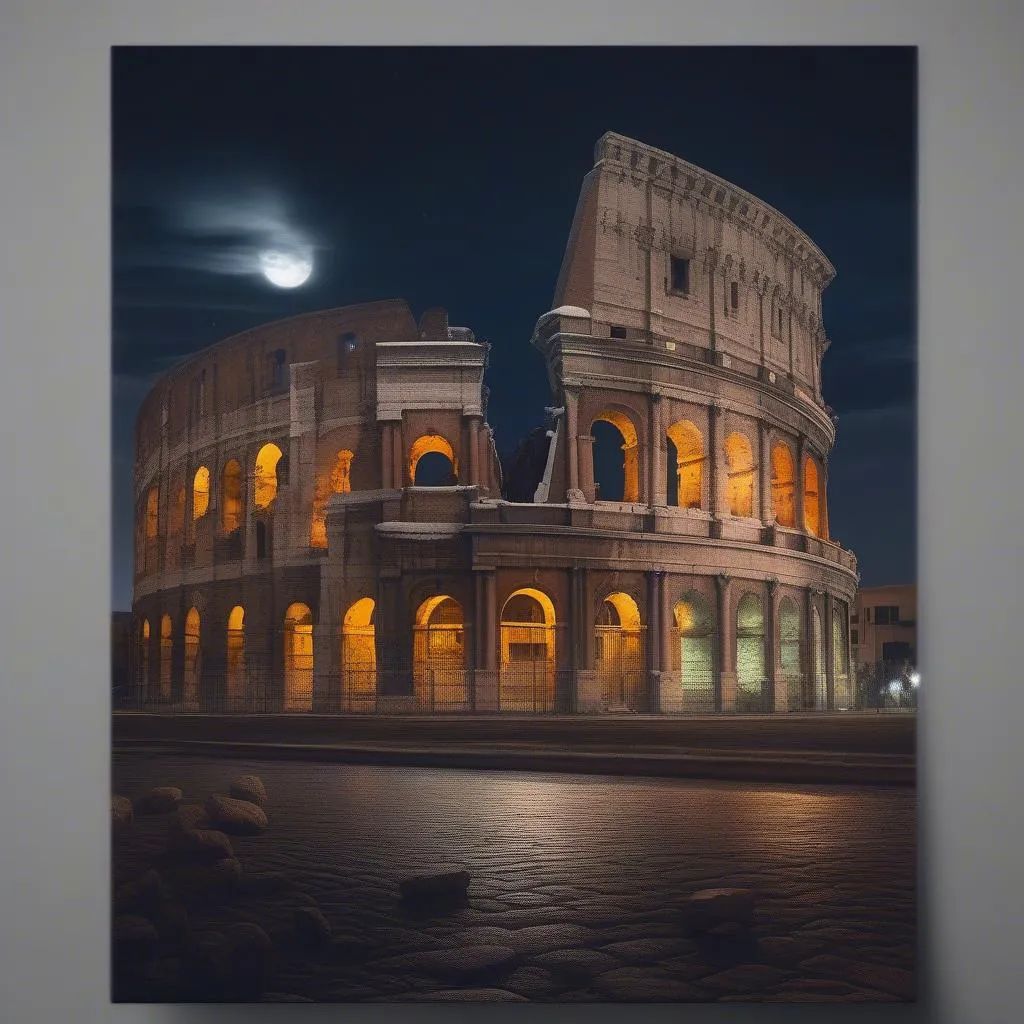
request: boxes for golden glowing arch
[310,449,355,548]
[221,460,243,534]
[592,408,641,503]
[666,420,704,509]
[601,592,642,630]
[413,595,467,709]
[501,587,557,626]
[596,592,644,710]
[673,592,715,699]
[341,597,376,710]
[770,442,796,527]
[409,434,457,484]
[254,443,284,509]
[159,614,172,699]
[192,466,210,521]
[184,607,201,706]
[226,605,245,706]
[803,455,821,536]
[283,602,313,712]
[500,588,557,712]
[140,619,151,686]
[725,432,755,518]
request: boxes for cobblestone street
[112,752,916,1003]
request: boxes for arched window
[666,420,703,509]
[595,592,645,710]
[770,442,796,528]
[735,592,766,707]
[413,596,467,710]
[341,597,376,711]
[804,455,821,536]
[184,607,201,706]
[725,433,755,518]
[500,588,557,712]
[311,449,355,548]
[778,596,801,710]
[159,614,173,700]
[221,460,242,534]
[673,592,716,707]
[192,466,210,521]
[254,443,284,509]
[592,409,640,503]
[283,603,314,712]
[226,605,245,708]
[409,434,457,486]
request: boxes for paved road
[112,752,916,1003]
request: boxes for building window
[873,605,901,626]
[730,281,739,310]
[852,630,859,646]
[338,332,359,375]
[851,612,859,624]
[778,307,785,336]
[670,256,690,295]
[610,325,627,340]
[267,349,287,392]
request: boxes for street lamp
[909,671,920,688]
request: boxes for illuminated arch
[221,460,243,534]
[803,455,821,536]
[283,603,313,712]
[159,614,173,700]
[310,449,355,548]
[413,595,467,710]
[735,592,766,703]
[341,597,376,710]
[725,433,755,518]
[139,619,150,689]
[592,409,640,503]
[770,442,796,528]
[254,443,284,509]
[499,588,557,711]
[192,466,210,521]
[595,592,645,710]
[409,434,457,486]
[666,420,704,509]
[184,607,201,706]
[226,605,245,707]
[673,592,716,704]
[778,596,801,709]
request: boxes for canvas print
[111,46,917,1004]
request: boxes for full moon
[260,249,313,288]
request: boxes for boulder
[399,866,471,907]
[229,774,267,807]
[135,787,183,815]
[169,826,234,862]
[293,906,332,946]
[681,888,756,933]
[114,869,166,916]
[165,857,242,904]
[112,914,159,966]
[222,922,275,999]
[111,795,133,831]
[205,793,269,835]
[168,803,210,839]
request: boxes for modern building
[852,584,917,670]
[129,132,858,715]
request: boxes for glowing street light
[909,671,920,688]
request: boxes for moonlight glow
[260,249,313,288]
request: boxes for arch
[595,592,645,710]
[499,588,557,711]
[310,449,355,548]
[725,432,755,518]
[283,602,313,712]
[665,420,703,509]
[410,434,457,486]
[192,466,210,521]
[778,596,802,710]
[770,442,796,528]
[341,597,376,711]
[591,408,640,503]
[184,607,201,707]
[673,592,716,706]
[804,455,821,536]
[159,614,172,700]
[735,592,766,706]
[413,595,467,710]
[221,460,243,534]
[139,619,150,691]
[226,605,245,708]
[812,605,826,709]
[254,443,284,509]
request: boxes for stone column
[572,567,599,712]
[375,576,412,704]
[709,403,726,520]
[820,458,831,541]
[804,587,818,710]
[578,435,596,503]
[795,436,807,536]
[716,574,736,711]
[392,422,404,489]
[473,570,499,711]
[649,393,666,508]
[657,571,678,713]
[758,420,772,524]
[468,416,481,489]
[767,579,787,712]
[824,592,836,711]
[381,422,393,490]
[564,385,580,497]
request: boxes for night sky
[112,46,916,611]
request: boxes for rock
[169,826,234,862]
[111,795,133,830]
[681,888,756,933]
[530,948,619,983]
[112,915,159,966]
[293,906,332,946]
[205,793,269,834]
[165,857,242,903]
[229,774,267,807]
[135,787,183,815]
[375,944,520,981]
[168,803,211,839]
[593,967,708,1002]
[114,869,166,916]
[223,922,275,998]
[399,866,471,907]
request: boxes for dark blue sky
[112,46,916,610]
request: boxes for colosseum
[130,131,858,717]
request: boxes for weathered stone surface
[112,915,159,965]
[599,937,691,963]
[799,954,915,1000]
[593,967,708,1002]
[168,803,210,839]
[111,795,133,830]
[681,888,756,933]
[530,948,620,982]
[293,906,332,946]
[702,963,791,993]
[205,793,269,834]
[165,857,242,902]
[408,988,529,1002]
[503,964,564,998]
[229,774,268,807]
[505,923,599,954]
[114,869,166,916]
[399,866,471,905]
[374,944,519,980]
[169,826,234,862]
[136,787,183,815]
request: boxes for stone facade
[131,132,858,715]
